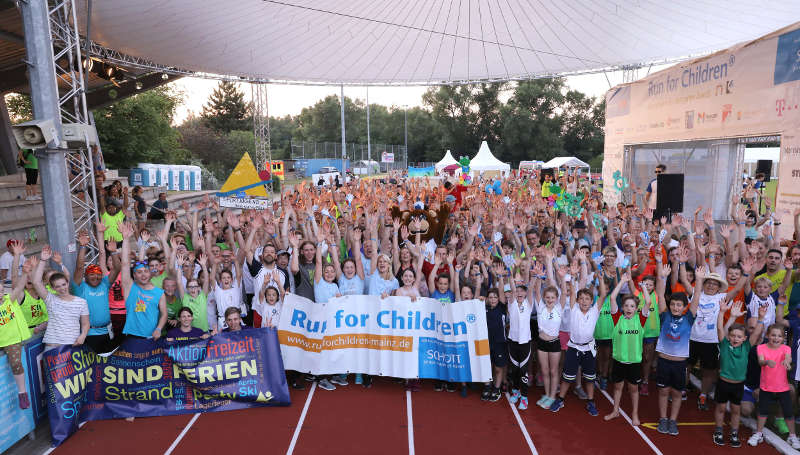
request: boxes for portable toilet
[177,165,191,190]
[135,163,158,186]
[188,165,202,190]
[157,165,169,188]
[167,167,180,191]
[129,168,147,187]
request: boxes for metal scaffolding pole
[20,0,99,271]
[251,82,272,192]
[340,84,346,174]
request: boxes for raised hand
[10,239,26,256]
[658,263,671,278]
[120,222,135,239]
[40,245,52,261]
[719,224,732,239]
[695,265,706,281]
[53,251,63,265]
[288,231,300,248]
[703,211,714,227]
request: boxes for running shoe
[518,397,528,410]
[775,417,790,434]
[331,375,349,386]
[481,385,491,401]
[668,420,679,436]
[489,388,502,402]
[697,394,709,411]
[639,382,649,397]
[713,428,724,446]
[539,396,554,409]
[509,389,521,404]
[747,432,763,447]
[573,385,589,400]
[434,381,444,392]
[318,378,336,391]
[586,400,599,416]
[729,431,741,448]
[788,435,800,450]
[657,418,669,434]
[460,385,468,398]
[446,382,457,393]
[304,374,316,382]
[354,373,363,385]
[549,397,565,412]
[18,393,29,410]
[597,377,608,391]
[362,375,373,388]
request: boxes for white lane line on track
[598,389,664,455]
[505,393,538,454]
[406,390,415,455]
[286,381,317,455]
[164,413,201,455]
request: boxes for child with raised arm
[748,324,799,448]
[713,300,765,447]
[507,266,536,410]
[1,249,32,409]
[605,272,650,426]
[652,262,697,436]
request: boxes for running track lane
[171,385,309,454]
[609,387,778,455]
[289,378,408,455]
[518,388,655,454]
[52,414,195,455]
[412,383,534,455]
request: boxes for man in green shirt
[18,149,39,200]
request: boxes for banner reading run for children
[278,294,492,382]
[44,329,290,447]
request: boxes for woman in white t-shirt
[31,248,89,349]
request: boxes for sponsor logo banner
[44,329,289,447]
[278,294,491,382]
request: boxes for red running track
[48,379,782,455]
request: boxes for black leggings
[758,390,793,418]
[508,342,531,397]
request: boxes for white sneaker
[317,378,336,391]
[788,434,800,450]
[747,432,763,446]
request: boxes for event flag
[278,294,492,382]
[44,328,289,447]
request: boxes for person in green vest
[605,272,650,426]
[1,248,32,409]
[9,241,47,332]
[18,148,39,200]
[636,275,659,397]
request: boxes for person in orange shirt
[723,264,749,324]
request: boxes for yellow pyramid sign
[256,391,272,403]
[220,152,267,197]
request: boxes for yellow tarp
[219,152,267,196]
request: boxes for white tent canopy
[541,157,590,169]
[471,141,510,173]
[79,1,800,85]
[435,150,458,173]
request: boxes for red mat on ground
[412,383,532,455]
[53,414,194,455]
[289,378,408,455]
[171,386,309,455]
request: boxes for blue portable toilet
[157,165,169,187]
[188,165,202,190]
[128,168,147,187]
[167,167,180,191]
[177,165,190,190]
[136,163,158,186]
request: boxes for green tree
[201,81,250,133]
[94,86,189,168]
[498,79,566,164]
[5,93,33,122]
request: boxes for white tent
[78,1,799,85]
[435,150,459,173]
[470,141,511,175]
[541,157,590,169]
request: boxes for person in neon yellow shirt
[1,241,32,409]
[100,202,125,242]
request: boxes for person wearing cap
[119,222,167,340]
[0,239,26,285]
[689,265,750,412]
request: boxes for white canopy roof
[79,1,800,85]
[435,150,458,172]
[542,157,590,169]
[471,141,510,172]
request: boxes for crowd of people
[1,165,800,449]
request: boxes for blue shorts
[562,347,596,382]
[490,343,508,368]
[644,337,658,345]
[742,386,755,404]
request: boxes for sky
[169,65,670,124]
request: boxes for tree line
[6,78,605,183]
